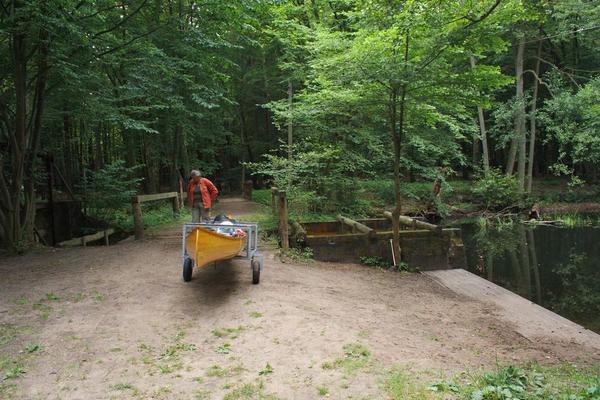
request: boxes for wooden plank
[59,229,115,247]
[425,269,600,350]
[337,215,375,237]
[134,192,178,203]
[383,211,440,232]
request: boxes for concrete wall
[301,220,466,270]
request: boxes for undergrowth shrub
[472,169,520,210]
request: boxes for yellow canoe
[185,227,245,269]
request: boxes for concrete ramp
[425,269,600,351]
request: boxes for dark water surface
[452,218,600,333]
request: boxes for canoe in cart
[185,226,245,269]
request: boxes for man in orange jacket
[188,170,219,223]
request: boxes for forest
[1,0,600,252]
[2,2,600,399]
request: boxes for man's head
[190,170,201,183]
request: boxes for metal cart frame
[181,222,263,284]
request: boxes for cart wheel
[251,260,260,285]
[183,258,193,282]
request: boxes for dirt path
[1,198,598,400]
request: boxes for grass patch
[206,364,245,378]
[13,298,28,306]
[45,293,61,301]
[24,343,41,354]
[222,381,280,400]
[334,343,371,374]
[250,311,263,318]
[110,382,136,391]
[547,213,597,227]
[317,386,329,396]
[212,326,244,339]
[379,363,600,400]
[384,367,434,400]
[135,336,197,375]
[459,363,600,400]
[281,247,314,263]
[0,324,19,348]
[258,363,274,376]
[31,302,53,320]
[3,364,25,380]
[215,343,232,354]
[92,291,105,302]
[252,189,272,206]
[72,293,86,302]
[194,389,211,400]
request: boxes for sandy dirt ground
[0,198,598,400]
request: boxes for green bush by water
[472,169,521,210]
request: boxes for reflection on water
[456,219,600,333]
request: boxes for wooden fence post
[132,196,144,240]
[172,195,180,215]
[278,190,289,251]
[243,180,253,200]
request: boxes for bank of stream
[450,216,600,334]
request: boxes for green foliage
[541,78,600,183]
[212,326,244,339]
[248,142,367,215]
[472,169,521,210]
[385,364,600,400]
[215,343,232,354]
[282,247,314,262]
[317,386,329,396]
[329,343,371,374]
[81,161,142,214]
[460,364,600,400]
[360,256,409,272]
[252,190,272,207]
[258,363,274,376]
[360,256,392,268]
[384,367,434,400]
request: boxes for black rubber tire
[183,258,193,282]
[251,260,260,285]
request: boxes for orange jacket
[188,178,218,209]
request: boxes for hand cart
[181,222,263,284]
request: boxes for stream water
[453,218,600,334]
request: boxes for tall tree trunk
[390,88,402,263]
[390,31,410,264]
[506,37,525,175]
[172,124,182,191]
[526,41,542,193]
[287,80,293,160]
[240,107,246,192]
[0,3,50,251]
[469,55,490,173]
[515,36,527,193]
